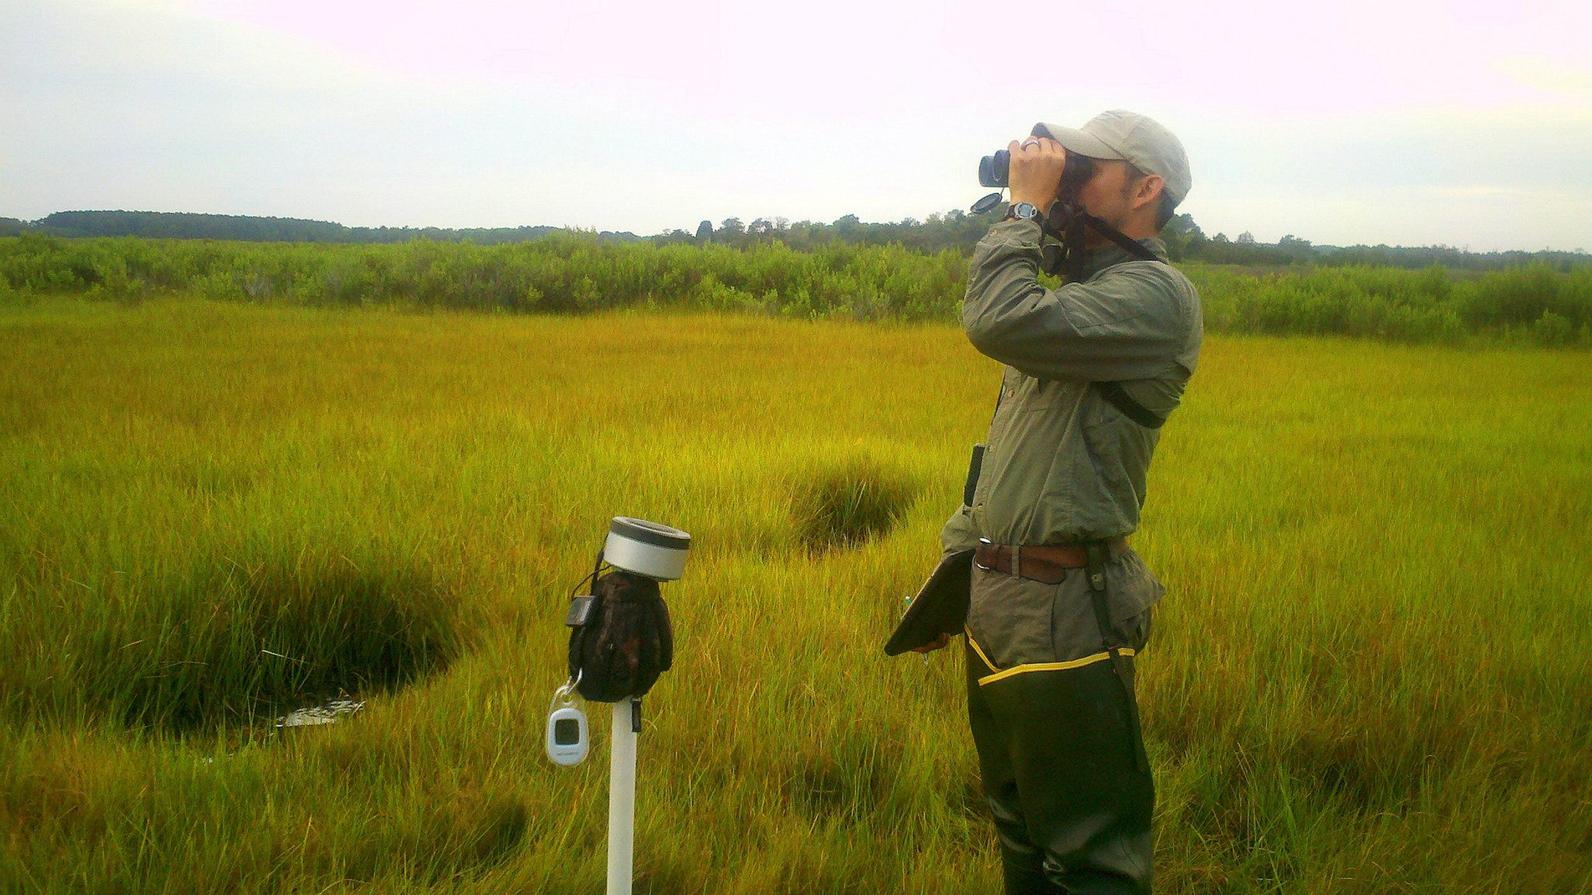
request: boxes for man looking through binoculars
[917,110,1203,894]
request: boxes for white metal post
[606,698,638,895]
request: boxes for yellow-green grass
[1,296,1589,893]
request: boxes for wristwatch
[1005,201,1043,222]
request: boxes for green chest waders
[963,547,1155,894]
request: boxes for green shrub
[2,235,1587,346]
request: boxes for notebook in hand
[884,549,975,656]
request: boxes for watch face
[1014,202,1038,219]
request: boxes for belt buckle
[973,537,994,571]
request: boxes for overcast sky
[3,0,1589,251]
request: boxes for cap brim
[1033,123,1124,160]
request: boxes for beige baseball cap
[1034,110,1192,206]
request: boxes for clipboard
[884,548,975,656]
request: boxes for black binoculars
[979,147,1097,201]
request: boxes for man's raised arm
[962,217,1191,383]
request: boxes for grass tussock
[11,547,464,732]
[791,458,920,551]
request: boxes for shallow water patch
[276,698,365,729]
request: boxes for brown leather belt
[973,538,1129,585]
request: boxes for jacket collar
[1077,236,1170,283]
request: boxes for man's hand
[910,632,952,654]
[1008,137,1066,212]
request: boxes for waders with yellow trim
[963,542,1153,895]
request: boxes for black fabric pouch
[568,570,674,702]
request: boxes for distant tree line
[1154,215,1589,272]
[655,211,996,255]
[17,210,642,245]
[662,209,1589,272]
[3,208,1587,273]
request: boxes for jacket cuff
[986,216,1043,244]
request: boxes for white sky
[3,0,1590,251]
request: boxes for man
[917,110,1202,894]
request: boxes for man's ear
[1134,174,1164,211]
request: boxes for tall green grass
[3,234,1590,346]
[1,297,1589,893]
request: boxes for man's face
[1074,158,1135,230]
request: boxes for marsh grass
[1,296,1589,893]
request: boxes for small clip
[551,669,582,708]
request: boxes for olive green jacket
[939,217,1203,556]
